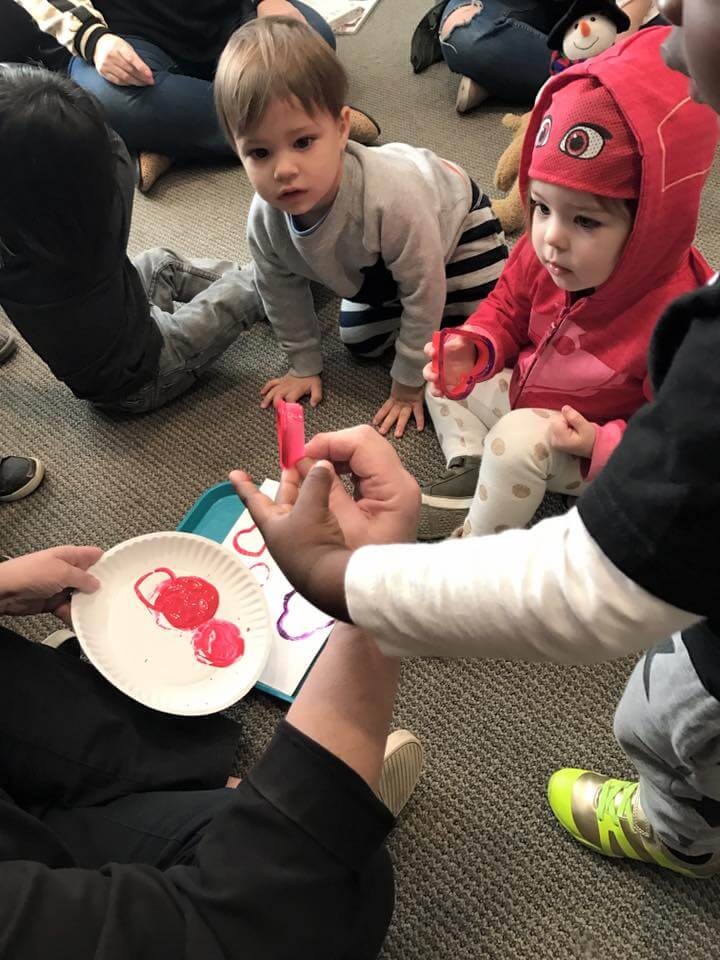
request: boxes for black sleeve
[578,300,720,620]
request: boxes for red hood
[519,26,718,307]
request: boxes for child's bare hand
[550,405,597,458]
[422,333,478,398]
[372,381,425,438]
[260,373,322,409]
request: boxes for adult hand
[423,333,477,398]
[372,381,425,438]
[549,405,597,458]
[0,546,103,625]
[260,372,323,409]
[94,34,154,86]
[257,0,307,21]
[229,425,421,619]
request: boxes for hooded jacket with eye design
[463,26,717,479]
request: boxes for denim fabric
[439,0,557,103]
[97,251,263,414]
[68,0,334,160]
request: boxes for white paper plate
[72,532,272,715]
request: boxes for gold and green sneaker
[547,768,720,878]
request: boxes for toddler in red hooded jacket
[422,26,717,537]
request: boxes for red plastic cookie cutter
[276,399,306,469]
[431,327,494,401]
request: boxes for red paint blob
[232,523,267,558]
[134,568,219,630]
[192,619,245,667]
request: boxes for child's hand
[550,406,597,458]
[423,333,478,398]
[372,381,425,438]
[260,373,323,409]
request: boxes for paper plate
[72,531,272,715]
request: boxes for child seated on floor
[214,16,508,438]
[420,28,716,536]
[0,65,262,415]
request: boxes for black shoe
[420,455,481,509]
[0,332,17,364]
[0,455,45,502]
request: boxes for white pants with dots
[425,370,590,535]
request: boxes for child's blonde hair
[214,17,349,144]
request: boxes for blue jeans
[98,250,263,414]
[68,1,334,160]
[439,0,556,104]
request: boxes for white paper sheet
[306,0,383,34]
[222,480,334,698]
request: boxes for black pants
[0,626,395,959]
[0,0,69,69]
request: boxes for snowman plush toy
[547,0,630,74]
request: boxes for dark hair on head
[0,64,116,267]
[214,16,348,144]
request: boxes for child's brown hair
[214,17,349,145]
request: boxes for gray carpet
[3,1,720,955]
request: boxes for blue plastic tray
[177,481,320,702]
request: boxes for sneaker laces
[596,778,639,832]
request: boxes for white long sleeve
[345,508,700,663]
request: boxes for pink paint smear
[232,523,267,558]
[134,567,244,668]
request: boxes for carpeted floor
[3,1,720,956]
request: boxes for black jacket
[0,131,162,404]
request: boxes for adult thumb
[296,460,334,514]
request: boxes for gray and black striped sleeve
[13,0,110,60]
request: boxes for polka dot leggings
[425,370,590,536]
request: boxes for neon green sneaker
[547,768,720,878]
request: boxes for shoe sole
[0,336,17,363]
[378,730,424,817]
[0,458,45,502]
[421,491,474,509]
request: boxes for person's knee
[484,408,553,475]
[440,1,483,40]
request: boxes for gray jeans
[614,624,720,855]
[98,248,263,414]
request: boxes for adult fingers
[100,66,137,86]
[293,461,335,517]
[121,46,154,84]
[50,545,104,570]
[61,563,101,595]
[305,426,400,479]
[276,467,301,507]
[53,601,73,627]
[229,471,278,531]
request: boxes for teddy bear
[490,111,532,236]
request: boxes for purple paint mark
[134,568,219,630]
[276,588,334,641]
[192,619,245,668]
[232,523,267,558]
[250,561,271,586]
